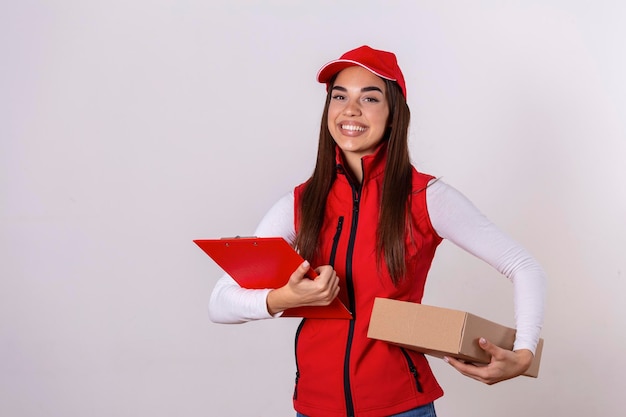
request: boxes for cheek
[327,109,341,131]
[380,108,390,124]
[327,104,340,121]
[371,111,390,130]
[325,114,338,140]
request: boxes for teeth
[341,124,366,132]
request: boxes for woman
[209,45,546,417]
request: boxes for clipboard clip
[220,236,258,246]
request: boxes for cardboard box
[367,298,543,378]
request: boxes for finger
[330,273,340,292]
[443,356,490,384]
[318,273,340,303]
[314,265,333,279]
[314,266,337,286]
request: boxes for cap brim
[316,59,396,84]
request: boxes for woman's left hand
[443,337,533,385]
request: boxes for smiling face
[327,66,390,176]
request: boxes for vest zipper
[343,185,361,417]
[400,348,424,393]
[329,216,344,267]
[293,318,307,400]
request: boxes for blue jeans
[296,401,437,417]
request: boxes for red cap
[317,45,407,98]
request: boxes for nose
[343,99,362,116]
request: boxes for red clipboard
[194,237,352,319]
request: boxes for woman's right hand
[266,261,340,315]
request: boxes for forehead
[333,66,387,91]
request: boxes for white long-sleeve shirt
[208,179,546,354]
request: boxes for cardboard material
[367,298,543,378]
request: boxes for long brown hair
[295,76,412,285]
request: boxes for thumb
[478,337,498,355]
[292,261,311,281]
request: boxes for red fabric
[292,144,444,417]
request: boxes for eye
[331,94,346,101]
[363,96,380,103]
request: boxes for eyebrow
[331,85,384,94]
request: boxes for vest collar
[335,141,388,184]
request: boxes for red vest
[293,145,444,417]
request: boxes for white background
[2,1,625,416]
